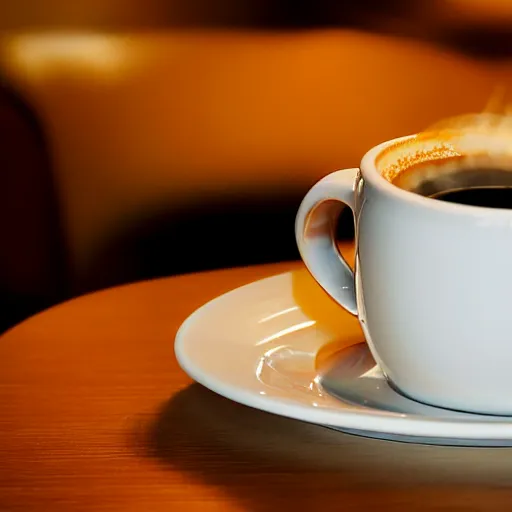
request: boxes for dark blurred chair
[0,77,308,332]
[0,83,68,331]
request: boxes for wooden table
[1,245,512,511]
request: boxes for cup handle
[295,168,358,316]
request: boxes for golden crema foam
[379,111,512,198]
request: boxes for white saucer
[175,268,512,446]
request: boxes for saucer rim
[175,270,512,441]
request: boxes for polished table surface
[1,244,512,511]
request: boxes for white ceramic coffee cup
[296,130,512,415]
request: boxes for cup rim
[361,134,512,217]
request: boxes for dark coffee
[391,158,512,209]
[431,187,512,209]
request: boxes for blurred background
[0,1,511,331]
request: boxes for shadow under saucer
[130,383,512,511]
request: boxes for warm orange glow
[5,32,130,76]
[0,30,509,278]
